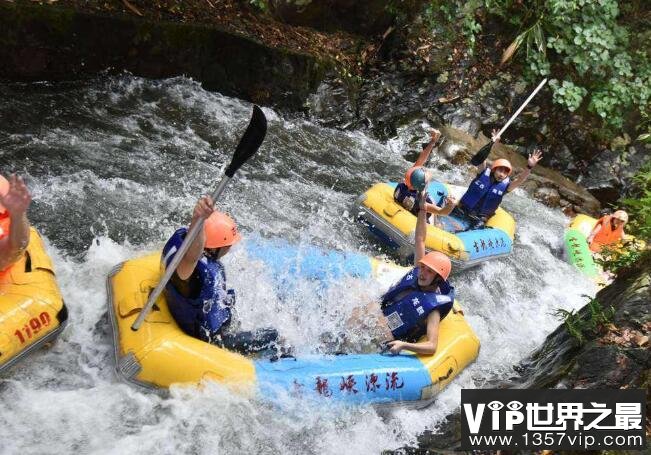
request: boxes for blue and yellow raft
[0,228,68,374]
[356,181,516,268]
[107,241,479,406]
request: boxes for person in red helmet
[0,174,33,271]
[352,188,456,355]
[453,130,543,229]
[393,129,456,221]
[162,195,279,353]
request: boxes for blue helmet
[405,166,427,191]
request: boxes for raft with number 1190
[0,228,68,374]
[107,240,480,406]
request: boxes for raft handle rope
[131,106,268,331]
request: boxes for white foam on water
[0,75,596,454]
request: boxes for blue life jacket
[394,183,433,219]
[380,267,455,340]
[161,228,235,342]
[459,168,510,218]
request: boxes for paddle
[470,78,547,166]
[131,105,268,331]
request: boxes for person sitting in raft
[162,195,280,355]
[587,210,629,253]
[0,174,32,271]
[355,189,456,355]
[393,129,456,220]
[452,130,543,230]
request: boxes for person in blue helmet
[162,195,280,355]
[352,187,456,355]
[451,130,543,230]
[393,129,456,221]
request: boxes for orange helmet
[404,166,427,191]
[491,158,512,176]
[612,210,628,223]
[0,175,9,214]
[204,212,242,248]
[418,251,452,280]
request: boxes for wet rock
[577,149,623,206]
[534,186,561,207]
[546,143,577,176]
[0,2,329,110]
[515,254,651,390]
[306,78,357,127]
[268,0,424,37]
[441,99,481,137]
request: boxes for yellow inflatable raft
[107,252,480,406]
[356,181,516,268]
[0,228,68,373]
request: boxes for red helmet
[204,212,242,248]
[0,175,9,214]
[418,251,452,280]
[491,158,513,176]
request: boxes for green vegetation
[594,161,651,276]
[554,295,615,344]
[620,161,651,240]
[425,0,651,134]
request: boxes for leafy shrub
[424,0,651,134]
[554,295,616,344]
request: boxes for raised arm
[414,129,441,167]
[414,190,429,266]
[0,175,32,271]
[507,149,543,192]
[176,195,213,280]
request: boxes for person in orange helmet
[0,174,33,271]
[587,210,629,253]
[453,130,543,229]
[161,195,279,353]
[353,188,456,355]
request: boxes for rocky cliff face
[417,253,651,451]
[0,1,330,109]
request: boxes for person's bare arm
[507,149,543,192]
[176,196,213,280]
[414,191,428,266]
[414,129,441,167]
[387,310,441,355]
[423,195,457,216]
[0,175,31,270]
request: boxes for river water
[0,75,596,454]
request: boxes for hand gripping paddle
[131,105,268,331]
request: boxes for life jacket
[380,267,455,340]
[0,214,9,240]
[393,183,433,219]
[589,215,625,253]
[459,168,510,218]
[161,227,235,343]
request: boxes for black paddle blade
[469,141,493,166]
[225,105,268,177]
